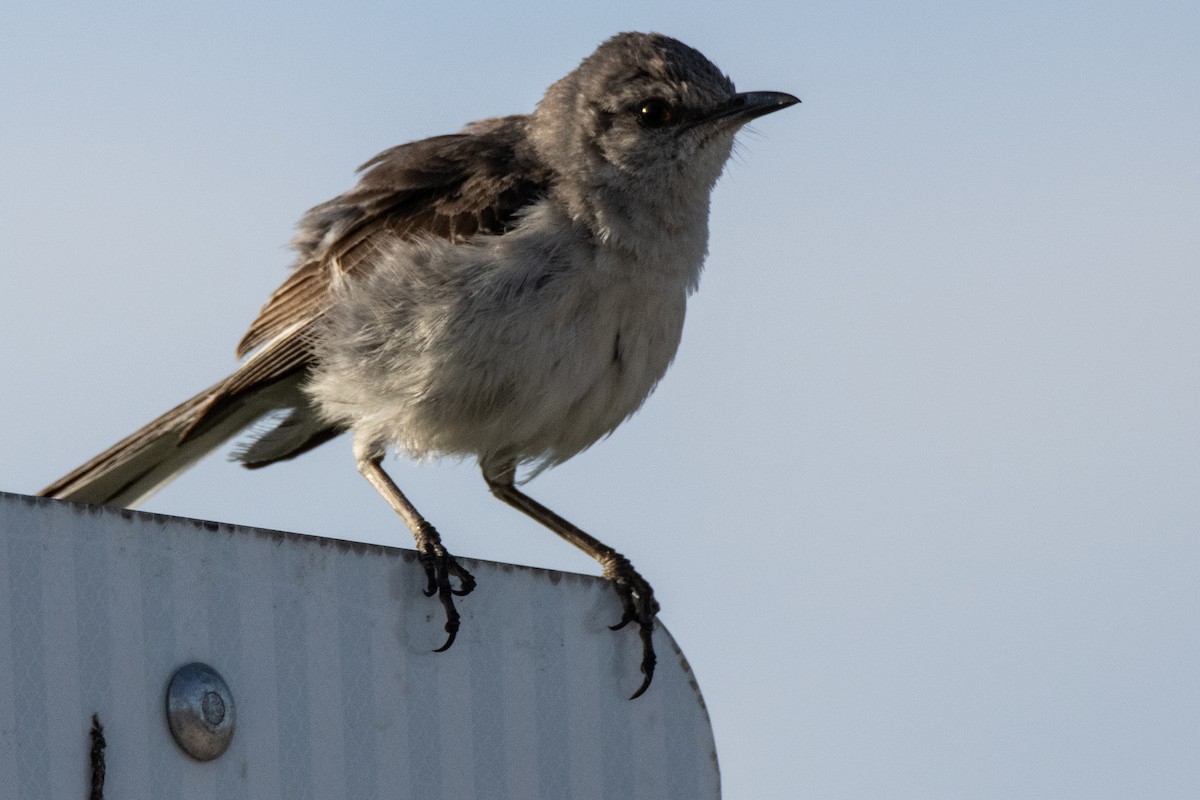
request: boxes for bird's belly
[306,209,698,469]
[419,276,687,467]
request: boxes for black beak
[700,91,800,128]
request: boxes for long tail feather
[39,373,308,508]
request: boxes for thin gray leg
[358,456,476,651]
[484,463,658,699]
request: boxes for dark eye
[637,97,678,128]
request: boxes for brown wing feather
[179,115,553,437]
[237,118,553,358]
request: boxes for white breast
[306,200,706,472]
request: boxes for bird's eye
[638,98,678,128]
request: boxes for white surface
[0,492,719,800]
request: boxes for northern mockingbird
[40,32,798,698]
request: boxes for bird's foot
[414,527,477,652]
[603,553,659,699]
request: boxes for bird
[39,31,799,699]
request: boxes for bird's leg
[484,463,659,699]
[358,456,476,651]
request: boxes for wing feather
[186,116,553,433]
[236,117,552,358]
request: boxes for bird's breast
[307,199,703,468]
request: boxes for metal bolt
[166,662,236,761]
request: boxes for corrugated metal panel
[0,492,720,799]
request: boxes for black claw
[433,620,459,653]
[450,564,477,597]
[609,601,636,631]
[416,543,475,652]
[628,617,657,699]
[629,668,653,700]
[419,553,440,597]
[603,555,659,699]
[431,583,461,653]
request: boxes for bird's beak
[699,91,800,128]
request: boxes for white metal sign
[0,492,720,799]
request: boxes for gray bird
[40,32,798,698]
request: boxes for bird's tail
[39,372,312,508]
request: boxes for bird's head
[530,32,798,217]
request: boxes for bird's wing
[203,115,555,414]
[236,116,554,359]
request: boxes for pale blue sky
[3,2,1199,797]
